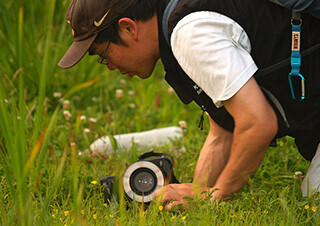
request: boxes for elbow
[255,109,278,144]
[236,109,278,145]
[265,109,278,140]
[264,118,278,143]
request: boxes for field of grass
[0,0,319,225]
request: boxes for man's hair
[95,0,160,45]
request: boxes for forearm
[194,114,272,200]
[155,122,275,208]
[194,116,233,187]
[210,126,272,200]
[209,77,278,200]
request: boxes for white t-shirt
[171,11,258,107]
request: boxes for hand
[154,183,195,210]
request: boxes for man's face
[90,40,158,79]
[89,16,160,79]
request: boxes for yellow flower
[64,211,69,216]
[172,216,176,220]
[54,209,59,214]
[263,211,268,214]
[109,214,113,218]
[81,210,85,215]
[182,216,186,220]
[91,180,98,185]
[305,205,310,210]
[52,214,56,218]
[159,205,164,211]
[93,214,97,219]
[312,206,317,212]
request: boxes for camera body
[100,151,179,204]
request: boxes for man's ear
[118,18,138,40]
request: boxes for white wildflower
[179,121,187,129]
[80,115,86,121]
[134,140,140,146]
[120,79,127,86]
[294,171,303,181]
[128,90,135,96]
[89,117,97,123]
[168,87,174,94]
[115,89,124,99]
[53,92,62,98]
[62,100,71,109]
[63,110,72,121]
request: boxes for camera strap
[137,150,174,163]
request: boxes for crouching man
[58,0,320,208]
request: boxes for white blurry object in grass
[301,143,320,198]
[88,126,183,154]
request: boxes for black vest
[157,0,320,160]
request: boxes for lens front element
[131,168,156,195]
[123,161,164,203]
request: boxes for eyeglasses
[97,40,111,65]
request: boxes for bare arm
[211,77,278,200]
[154,115,233,209]
[193,115,233,187]
[154,77,278,207]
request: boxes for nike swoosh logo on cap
[94,9,111,27]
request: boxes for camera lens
[123,160,164,203]
[131,168,157,195]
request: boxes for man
[58,0,320,208]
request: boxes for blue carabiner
[288,72,305,101]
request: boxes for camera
[100,151,179,204]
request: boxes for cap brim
[58,34,97,69]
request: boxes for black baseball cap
[58,0,140,69]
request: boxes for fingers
[166,200,188,211]
[154,185,179,204]
[153,183,194,211]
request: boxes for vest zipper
[198,106,205,130]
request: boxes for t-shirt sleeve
[171,11,258,107]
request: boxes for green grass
[0,0,319,225]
